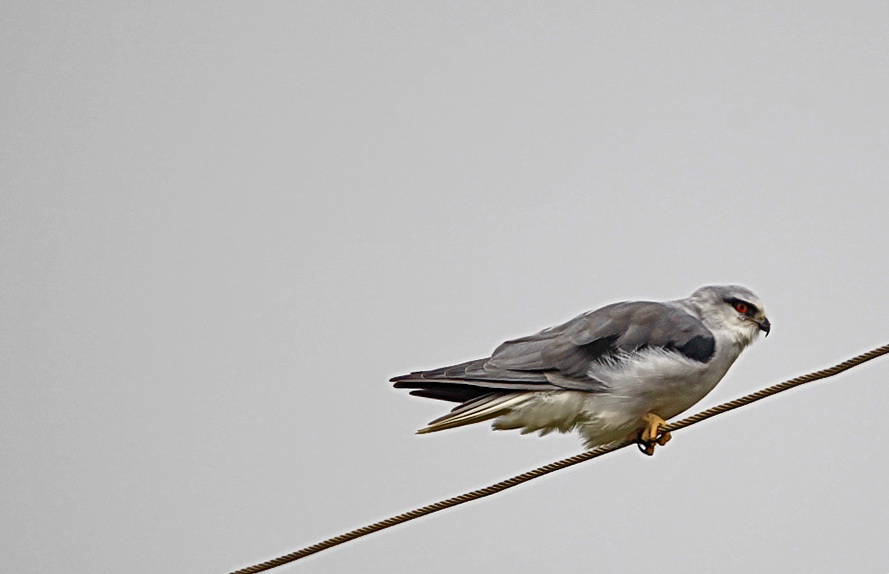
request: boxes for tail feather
[416,392,531,434]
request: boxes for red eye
[734,302,748,314]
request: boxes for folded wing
[391,300,716,405]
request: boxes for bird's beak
[757,317,771,337]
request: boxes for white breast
[492,334,750,448]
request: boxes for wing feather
[391,300,715,403]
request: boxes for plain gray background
[3,3,889,573]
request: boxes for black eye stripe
[724,297,759,316]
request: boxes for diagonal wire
[229,342,889,574]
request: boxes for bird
[391,285,770,455]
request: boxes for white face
[693,286,770,344]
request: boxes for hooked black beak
[757,317,771,337]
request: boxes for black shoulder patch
[677,335,716,362]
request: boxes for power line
[229,342,889,574]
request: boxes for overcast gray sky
[3,3,889,573]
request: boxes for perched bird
[392,285,770,455]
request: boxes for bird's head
[687,285,770,346]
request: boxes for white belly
[492,342,744,448]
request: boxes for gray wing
[391,300,715,403]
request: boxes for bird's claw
[636,413,671,456]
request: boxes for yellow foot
[637,413,671,456]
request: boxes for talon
[637,413,669,456]
[639,440,656,456]
[634,429,657,456]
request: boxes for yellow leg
[638,413,671,456]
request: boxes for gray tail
[416,392,530,434]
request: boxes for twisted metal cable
[230,342,889,574]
